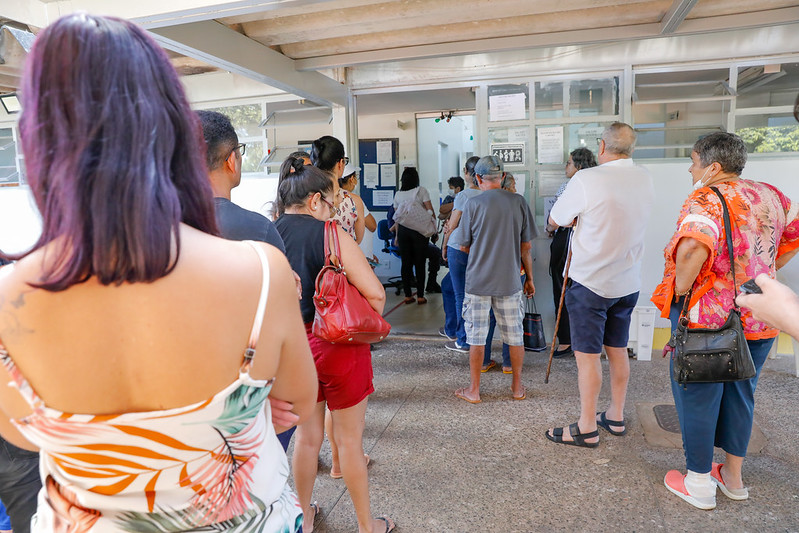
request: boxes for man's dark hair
[447,176,465,190]
[400,167,420,191]
[570,147,598,171]
[197,110,238,171]
[464,156,480,177]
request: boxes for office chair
[376,218,403,295]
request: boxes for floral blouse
[652,179,799,340]
[0,242,301,532]
[333,191,358,240]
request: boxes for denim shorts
[565,281,638,353]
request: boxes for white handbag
[394,188,437,237]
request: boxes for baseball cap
[342,162,359,178]
[474,155,503,177]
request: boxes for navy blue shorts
[565,281,638,354]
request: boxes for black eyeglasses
[342,157,349,165]
[226,143,246,161]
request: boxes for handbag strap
[323,220,343,269]
[680,186,739,319]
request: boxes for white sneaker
[664,470,716,510]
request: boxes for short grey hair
[601,122,637,156]
[693,132,747,176]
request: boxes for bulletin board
[358,138,399,212]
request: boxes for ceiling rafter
[660,0,699,34]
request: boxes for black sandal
[596,411,627,436]
[376,516,396,532]
[545,422,599,448]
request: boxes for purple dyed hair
[10,13,218,290]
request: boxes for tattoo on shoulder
[0,293,35,340]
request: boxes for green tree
[737,125,799,153]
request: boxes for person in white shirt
[545,122,655,448]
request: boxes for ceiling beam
[40,0,342,30]
[149,19,347,107]
[0,0,49,28]
[660,0,698,34]
[296,6,799,71]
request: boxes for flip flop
[545,422,599,448]
[481,361,497,372]
[512,386,526,400]
[596,411,627,436]
[502,366,513,374]
[306,502,321,528]
[455,387,481,404]
[376,516,395,533]
[330,454,371,479]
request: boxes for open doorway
[416,113,475,207]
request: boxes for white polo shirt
[549,158,654,298]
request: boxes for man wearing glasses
[197,111,286,254]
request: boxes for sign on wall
[490,142,525,166]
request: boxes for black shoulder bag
[671,186,756,385]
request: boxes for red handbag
[312,220,391,344]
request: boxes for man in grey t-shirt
[454,156,535,404]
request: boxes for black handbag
[523,296,547,352]
[671,187,756,385]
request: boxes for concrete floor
[289,290,799,532]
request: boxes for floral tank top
[0,242,302,532]
[333,191,358,240]
[651,180,799,340]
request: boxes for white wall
[416,116,473,204]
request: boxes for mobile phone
[740,278,762,295]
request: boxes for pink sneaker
[664,470,716,510]
[711,463,749,500]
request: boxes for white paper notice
[380,164,396,187]
[363,165,378,188]
[538,170,567,197]
[537,126,564,164]
[363,164,379,188]
[508,128,528,142]
[376,141,392,164]
[489,93,526,122]
[372,190,394,207]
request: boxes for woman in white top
[392,167,435,304]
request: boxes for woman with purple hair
[0,13,316,532]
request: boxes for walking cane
[545,228,573,384]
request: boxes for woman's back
[0,228,313,531]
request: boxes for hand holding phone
[740,278,762,295]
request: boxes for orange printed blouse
[651,179,799,340]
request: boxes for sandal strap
[569,422,599,444]
[600,411,625,427]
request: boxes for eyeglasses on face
[342,157,349,165]
[226,143,246,161]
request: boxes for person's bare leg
[721,453,745,489]
[330,398,391,533]
[547,351,601,443]
[325,408,341,477]
[456,345,483,402]
[601,345,630,428]
[508,344,525,398]
[293,401,326,533]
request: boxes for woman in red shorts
[274,157,394,533]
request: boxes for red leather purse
[312,220,391,344]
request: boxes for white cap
[342,162,359,178]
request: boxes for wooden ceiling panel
[688,0,799,19]
[273,2,671,59]
[240,0,663,46]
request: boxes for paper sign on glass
[537,126,564,164]
[363,164,379,187]
[489,93,526,122]
[363,166,378,188]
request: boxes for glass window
[737,113,799,154]
[633,101,729,159]
[736,63,799,109]
[567,123,607,154]
[206,103,263,138]
[488,127,529,167]
[634,69,731,101]
[535,81,563,119]
[488,83,529,122]
[0,128,19,185]
[568,78,619,117]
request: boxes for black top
[214,197,286,254]
[274,214,326,324]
